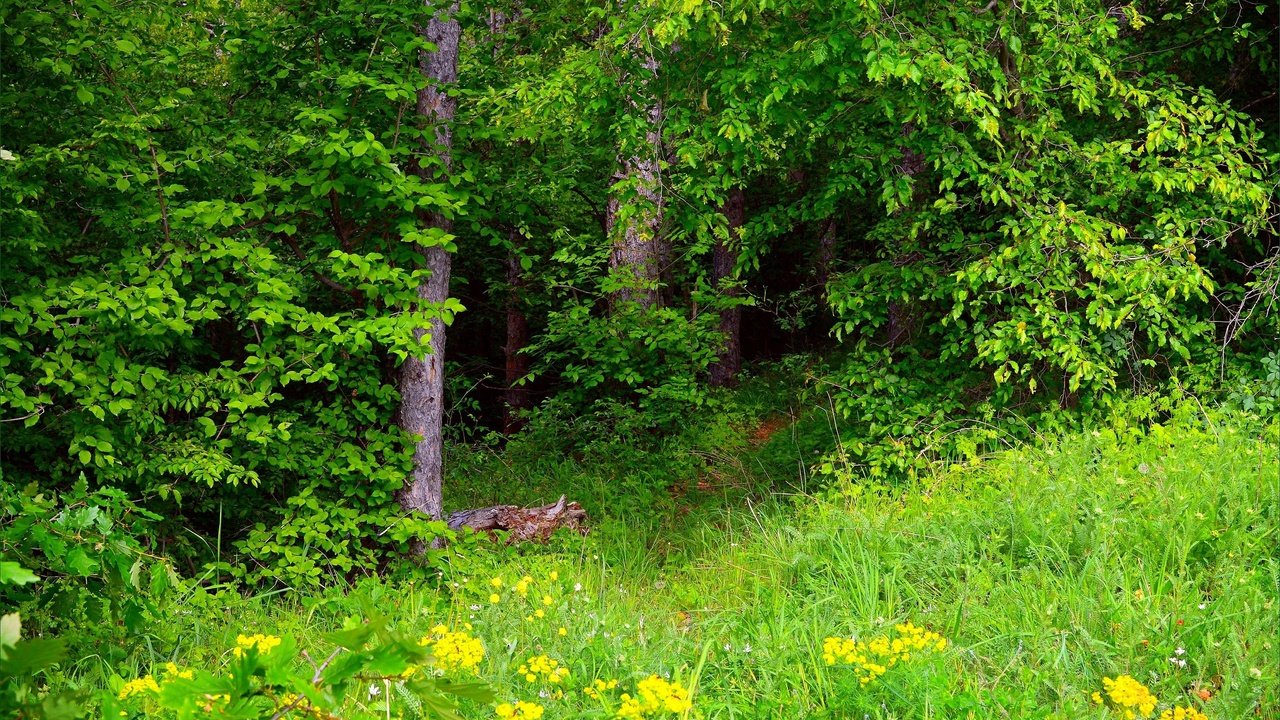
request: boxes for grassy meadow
[94,407,1278,719]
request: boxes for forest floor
[102,408,1279,719]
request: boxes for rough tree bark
[448,496,588,542]
[606,32,665,310]
[709,187,745,387]
[503,230,533,434]
[397,1,461,522]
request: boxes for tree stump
[447,495,588,542]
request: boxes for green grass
[89,409,1278,719]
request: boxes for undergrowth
[13,392,1275,719]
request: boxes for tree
[398,0,465,522]
[709,187,745,386]
[606,17,667,310]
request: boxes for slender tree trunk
[709,187,744,387]
[503,230,532,434]
[607,37,665,310]
[397,1,461,522]
[814,217,837,294]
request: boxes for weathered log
[447,495,588,542]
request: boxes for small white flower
[1175,647,1185,656]
[724,643,732,652]
[574,583,583,592]
[469,604,481,611]
[743,644,753,654]
[368,684,381,698]
[539,690,549,699]
[1198,603,1207,610]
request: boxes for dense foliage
[0,0,1276,715]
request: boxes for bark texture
[447,496,589,542]
[709,187,745,387]
[606,37,666,310]
[397,1,461,522]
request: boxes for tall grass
[95,410,1277,719]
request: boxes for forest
[1,0,1277,718]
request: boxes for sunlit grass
[104,415,1277,718]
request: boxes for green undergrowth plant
[0,477,180,665]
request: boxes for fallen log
[447,495,588,542]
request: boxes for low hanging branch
[447,495,588,542]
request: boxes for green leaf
[0,561,39,586]
[65,547,98,577]
[0,638,67,675]
[75,86,94,104]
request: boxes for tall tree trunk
[607,37,665,310]
[814,217,837,294]
[503,230,532,434]
[397,1,461,522]
[709,187,744,387]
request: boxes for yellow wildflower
[491,577,504,588]
[490,593,501,604]
[615,676,692,717]
[518,655,570,684]
[1099,675,1158,718]
[233,633,282,658]
[161,662,194,680]
[118,676,160,699]
[821,622,947,685]
[583,678,619,699]
[559,627,568,636]
[1159,708,1208,720]
[495,700,545,719]
[420,625,486,673]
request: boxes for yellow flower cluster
[583,678,619,699]
[1159,708,1208,720]
[616,676,693,718]
[515,575,534,597]
[233,633,282,658]
[280,692,329,720]
[117,675,160,699]
[821,623,948,685]
[420,624,486,673]
[495,700,545,719]
[118,662,197,700]
[160,662,194,680]
[1094,675,1159,718]
[519,654,570,684]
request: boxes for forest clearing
[1,0,1277,718]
